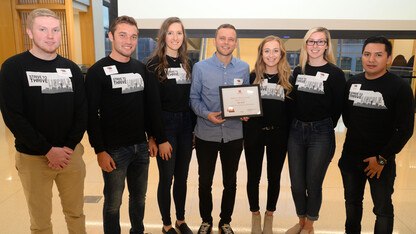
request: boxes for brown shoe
[251,213,262,234]
[300,229,314,234]
[285,224,302,234]
[263,213,273,234]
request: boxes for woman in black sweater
[146,17,193,234]
[244,35,292,234]
[286,27,346,234]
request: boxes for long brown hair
[252,35,292,97]
[148,17,191,82]
[299,27,335,74]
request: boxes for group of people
[0,8,414,234]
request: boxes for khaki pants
[15,144,86,234]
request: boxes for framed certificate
[219,84,263,118]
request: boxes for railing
[17,0,65,4]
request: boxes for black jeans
[157,111,193,226]
[195,137,243,225]
[340,153,396,234]
[244,121,288,212]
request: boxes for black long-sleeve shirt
[292,63,346,127]
[0,51,87,155]
[85,56,163,154]
[146,55,195,143]
[146,55,192,113]
[245,73,292,129]
[340,71,414,168]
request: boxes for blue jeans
[287,118,335,221]
[340,153,396,234]
[156,111,193,226]
[102,142,149,234]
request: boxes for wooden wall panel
[79,0,95,67]
[0,0,17,64]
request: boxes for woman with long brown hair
[146,17,193,234]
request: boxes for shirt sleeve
[64,64,87,150]
[342,80,352,128]
[330,69,346,128]
[85,67,106,154]
[190,64,211,119]
[144,66,166,145]
[243,65,250,85]
[0,59,52,154]
[380,83,415,160]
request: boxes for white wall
[119,0,416,30]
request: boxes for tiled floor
[1,117,416,233]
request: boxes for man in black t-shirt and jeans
[339,36,414,234]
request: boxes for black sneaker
[218,224,234,234]
[162,227,178,234]
[175,222,193,234]
[197,222,212,234]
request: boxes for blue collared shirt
[190,53,250,143]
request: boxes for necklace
[167,55,178,62]
[265,73,277,79]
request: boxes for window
[103,5,111,56]
[336,39,365,73]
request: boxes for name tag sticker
[56,68,72,77]
[316,72,329,81]
[104,65,118,76]
[234,78,243,85]
[350,84,361,92]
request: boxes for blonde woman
[244,36,292,234]
[286,27,346,234]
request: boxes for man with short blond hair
[0,8,87,234]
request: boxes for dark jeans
[244,121,288,212]
[287,118,335,221]
[102,142,149,234]
[340,153,396,234]
[195,137,243,225]
[157,111,193,226]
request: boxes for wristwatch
[376,155,387,165]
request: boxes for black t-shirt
[85,56,164,153]
[0,51,87,155]
[340,71,414,169]
[292,62,346,126]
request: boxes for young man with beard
[85,16,162,234]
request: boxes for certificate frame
[219,84,263,118]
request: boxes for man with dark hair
[339,36,414,234]
[0,8,87,234]
[85,15,162,234]
[190,24,250,234]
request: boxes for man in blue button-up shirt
[190,24,249,234]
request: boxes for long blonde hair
[299,27,335,74]
[147,17,191,82]
[252,35,292,97]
